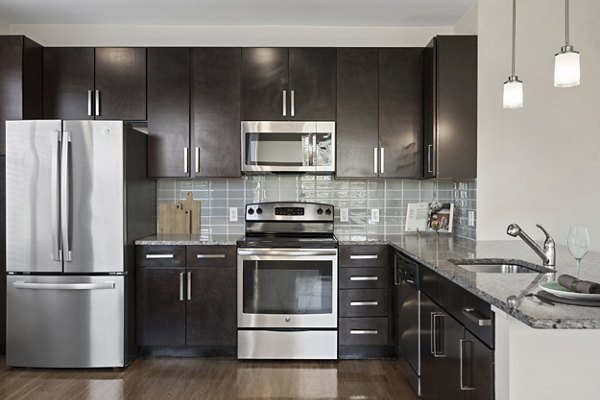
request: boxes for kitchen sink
[451,259,550,274]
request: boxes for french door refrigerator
[5,120,155,368]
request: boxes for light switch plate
[340,208,349,222]
[371,208,380,223]
[229,207,238,222]
[468,210,475,227]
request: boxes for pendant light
[554,0,580,87]
[503,0,523,109]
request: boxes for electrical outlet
[229,207,238,222]
[468,210,475,227]
[340,208,349,222]
[371,208,380,223]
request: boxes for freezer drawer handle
[350,254,378,260]
[196,254,226,259]
[146,254,175,259]
[13,281,116,290]
[462,307,492,327]
[350,276,378,281]
[350,301,378,306]
[350,329,378,335]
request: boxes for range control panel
[246,202,334,222]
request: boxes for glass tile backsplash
[157,176,477,240]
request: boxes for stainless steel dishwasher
[394,253,421,396]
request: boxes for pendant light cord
[565,0,570,46]
[511,0,516,76]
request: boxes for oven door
[241,121,335,173]
[237,248,338,328]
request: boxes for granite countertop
[135,233,242,246]
[379,234,600,329]
[136,232,600,329]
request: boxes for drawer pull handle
[350,301,378,306]
[196,254,226,259]
[146,254,175,259]
[350,255,378,260]
[350,329,378,335]
[462,307,492,327]
[350,276,378,281]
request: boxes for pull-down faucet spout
[506,223,556,269]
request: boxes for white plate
[539,282,600,300]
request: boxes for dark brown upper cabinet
[0,36,43,155]
[336,48,379,178]
[43,47,95,120]
[337,48,423,179]
[147,47,190,178]
[379,48,424,178]
[95,47,146,120]
[242,48,336,121]
[43,47,146,121]
[191,47,242,178]
[424,36,477,179]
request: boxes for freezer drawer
[7,275,125,368]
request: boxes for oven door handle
[237,249,338,257]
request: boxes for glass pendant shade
[503,77,523,109]
[554,47,580,87]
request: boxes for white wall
[8,24,453,47]
[0,20,9,34]
[477,0,600,250]
[454,1,478,34]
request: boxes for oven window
[242,260,332,314]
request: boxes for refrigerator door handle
[51,130,62,261]
[12,281,116,290]
[61,131,72,262]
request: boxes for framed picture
[428,202,454,233]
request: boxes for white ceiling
[0,0,475,26]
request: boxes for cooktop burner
[239,202,337,249]
[237,235,338,249]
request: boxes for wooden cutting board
[158,192,201,235]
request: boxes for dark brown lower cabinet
[186,267,236,346]
[136,245,237,355]
[137,268,186,346]
[420,292,493,400]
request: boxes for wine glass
[567,227,591,278]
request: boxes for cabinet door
[379,48,424,178]
[438,314,465,400]
[95,47,146,120]
[464,331,494,400]
[423,40,436,178]
[191,48,241,178]
[186,267,237,346]
[242,47,288,121]
[137,268,186,346]
[288,48,336,121]
[420,292,441,400]
[336,48,379,178]
[147,47,190,178]
[43,47,94,120]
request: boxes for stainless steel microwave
[241,121,335,173]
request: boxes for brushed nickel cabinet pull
[350,254,378,260]
[350,329,378,335]
[196,254,226,259]
[350,276,378,281]
[350,301,378,306]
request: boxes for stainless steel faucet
[506,223,556,269]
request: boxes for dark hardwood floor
[0,357,418,400]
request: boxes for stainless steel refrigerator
[5,120,156,368]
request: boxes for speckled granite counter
[353,234,600,329]
[135,233,242,246]
[137,232,600,329]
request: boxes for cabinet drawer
[339,318,389,345]
[186,245,236,267]
[137,245,185,267]
[339,267,388,289]
[339,245,389,268]
[339,289,388,317]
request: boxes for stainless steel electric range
[237,202,338,360]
